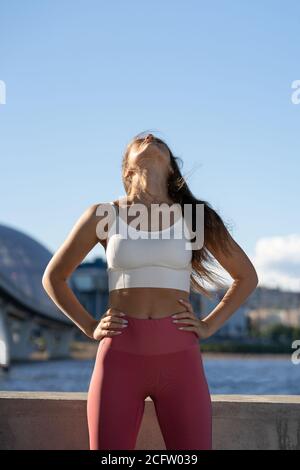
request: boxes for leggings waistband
[102,313,199,356]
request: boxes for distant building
[198,288,250,339]
[248,308,300,330]
[70,257,109,322]
[245,287,300,332]
[247,286,300,309]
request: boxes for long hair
[121,131,234,299]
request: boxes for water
[1,355,300,394]
[204,356,300,394]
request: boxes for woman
[42,131,258,450]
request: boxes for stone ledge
[0,393,300,450]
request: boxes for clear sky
[0,0,299,291]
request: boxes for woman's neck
[128,190,173,207]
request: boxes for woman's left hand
[172,299,211,340]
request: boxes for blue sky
[0,0,299,291]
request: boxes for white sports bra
[104,201,193,293]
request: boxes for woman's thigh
[151,345,212,450]
[87,342,147,450]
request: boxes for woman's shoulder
[85,201,118,219]
[81,202,118,241]
[86,200,118,210]
[82,197,127,226]
[76,202,117,229]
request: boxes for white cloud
[200,234,300,293]
[253,234,300,292]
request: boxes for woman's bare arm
[42,203,109,338]
[202,232,259,336]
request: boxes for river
[1,353,300,394]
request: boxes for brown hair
[121,130,234,299]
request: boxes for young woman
[42,131,258,450]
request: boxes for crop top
[103,201,193,293]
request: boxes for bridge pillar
[8,317,35,361]
[0,304,10,369]
[9,318,35,360]
[44,328,75,359]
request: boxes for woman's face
[127,134,171,173]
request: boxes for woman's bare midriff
[108,287,190,319]
[102,205,190,319]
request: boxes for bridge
[0,224,76,370]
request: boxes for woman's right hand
[92,307,128,341]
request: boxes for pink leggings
[87,314,212,450]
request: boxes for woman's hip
[99,313,200,356]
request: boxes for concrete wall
[0,392,300,450]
